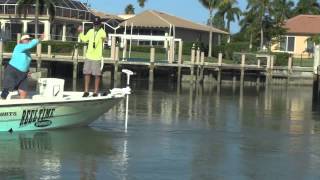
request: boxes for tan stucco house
[271,15,320,58]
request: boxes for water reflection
[0,128,115,180]
[2,79,320,179]
[126,82,320,135]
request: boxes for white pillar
[42,20,51,40]
[62,23,66,41]
[22,20,28,33]
[137,29,140,46]
[314,45,320,74]
[0,20,5,30]
[178,40,183,64]
[0,20,8,40]
[150,30,153,46]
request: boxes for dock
[0,39,315,88]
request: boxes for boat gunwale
[0,93,124,107]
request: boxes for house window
[306,39,314,53]
[280,37,286,51]
[279,36,295,52]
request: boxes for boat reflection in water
[0,128,121,180]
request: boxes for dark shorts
[3,64,28,91]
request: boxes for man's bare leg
[94,75,101,94]
[18,89,27,99]
[84,74,91,93]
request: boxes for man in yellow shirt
[78,17,106,97]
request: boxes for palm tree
[125,4,135,14]
[17,0,56,38]
[220,0,241,33]
[293,0,320,15]
[138,0,147,8]
[212,13,225,30]
[272,0,294,24]
[240,9,259,49]
[246,0,272,50]
[198,0,220,57]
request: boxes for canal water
[1,80,320,180]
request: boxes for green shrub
[183,41,207,55]
[213,41,251,59]
[4,41,16,52]
[130,45,166,54]
[3,40,85,54]
[272,52,290,66]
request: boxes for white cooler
[38,78,65,98]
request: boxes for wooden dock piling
[47,45,52,57]
[190,45,196,83]
[149,47,155,83]
[196,48,201,82]
[217,53,223,85]
[257,59,261,85]
[177,41,183,84]
[199,52,205,82]
[113,45,120,83]
[240,54,246,85]
[72,45,79,80]
[0,40,3,83]
[36,43,42,71]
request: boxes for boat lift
[108,33,183,63]
[82,21,183,63]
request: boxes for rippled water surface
[1,81,320,180]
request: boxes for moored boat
[0,70,133,132]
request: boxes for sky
[84,0,248,34]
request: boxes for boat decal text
[20,108,55,127]
[0,112,17,117]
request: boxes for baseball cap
[93,17,101,25]
[21,34,31,41]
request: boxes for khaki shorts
[83,60,101,76]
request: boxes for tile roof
[120,10,229,34]
[284,15,320,35]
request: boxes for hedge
[272,52,290,66]
[3,40,85,54]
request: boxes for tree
[293,0,320,15]
[246,0,273,50]
[125,4,135,14]
[138,0,147,8]
[219,0,241,33]
[17,0,57,38]
[198,0,221,57]
[239,9,260,49]
[272,0,294,23]
[211,13,225,30]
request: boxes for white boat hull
[0,92,123,132]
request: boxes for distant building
[0,1,228,47]
[118,10,229,46]
[271,15,319,58]
[117,14,135,20]
[0,0,92,41]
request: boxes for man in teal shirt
[1,34,43,99]
[78,17,107,97]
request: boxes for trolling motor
[109,69,134,97]
[122,69,134,88]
